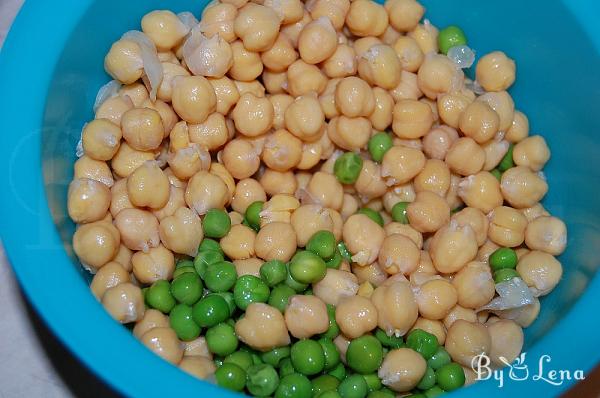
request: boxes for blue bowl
[1,0,599,396]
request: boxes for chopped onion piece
[177,11,199,30]
[477,277,534,312]
[465,78,486,95]
[93,80,121,112]
[447,45,475,69]
[122,30,163,101]
[75,123,87,157]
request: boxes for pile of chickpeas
[67,0,568,396]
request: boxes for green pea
[450,205,464,214]
[337,242,352,262]
[291,339,325,376]
[234,275,270,310]
[338,374,368,398]
[322,304,340,339]
[202,208,231,238]
[172,266,196,279]
[318,337,341,370]
[493,268,520,283]
[285,263,309,292]
[374,328,404,348]
[215,362,246,392]
[367,390,394,398]
[224,350,254,371]
[357,208,384,227]
[489,247,518,271]
[269,284,297,312]
[417,366,436,390]
[346,335,383,374]
[490,169,502,181]
[307,230,337,260]
[423,386,444,398]
[362,373,382,392]
[327,362,346,381]
[368,132,393,163]
[192,294,230,327]
[406,329,439,360]
[169,304,201,341]
[170,272,203,305]
[176,259,194,269]
[279,358,295,378]
[261,346,291,367]
[145,280,176,313]
[498,143,514,172]
[436,362,465,391]
[261,260,288,287]
[391,202,409,224]
[208,291,236,316]
[334,152,363,184]
[289,251,327,284]
[427,347,452,370]
[319,391,342,398]
[204,261,238,292]
[247,364,280,397]
[312,374,340,396]
[437,25,467,55]
[194,250,224,278]
[326,250,343,269]
[245,201,264,231]
[206,322,238,356]
[275,373,313,398]
[199,238,223,254]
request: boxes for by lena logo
[471,352,585,388]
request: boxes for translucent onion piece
[465,78,486,95]
[177,11,199,30]
[93,80,122,112]
[477,277,534,312]
[183,27,232,77]
[75,123,87,157]
[122,30,163,101]
[447,45,475,69]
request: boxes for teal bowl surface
[0,0,599,397]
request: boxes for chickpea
[220,224,256,260]
[413,159,451,197]
[524,216,567,256]
[482,137,510,171]
[172,76,217,124]
[131,244,176,284]
[183,336,212,358]
[335,295,378,338]
[207,77,239,115]
[393,100,434,141]
[284,295,329,338]
[513,135,550,172]
[156,62,190,102]
[345,0,388,37]
[300,171,343,210]
[229,211,245,226]
[445,320,491,367]
[476,51,516,92]
[354,160,387,201]
[163,167,187,188]
[342,214,385,266]
[260,70,286,95]
[141,327,184,364]
[456,101,499,145]
[179,357,216,380]
[316,79,339,120]
[142,100,177,139]
[488,206,528,247]
[417,53,463,99]
[133,308,170,339]
[378,234,420,276]
[270,94,294,130]
[487,319,524,367]
[415,279,458,320]
[159,207,203,256]
[366,88,393,131]
[291,204,335,246]
[102,282,145,323]
[452,261,495,309]
[286,59,328,97]
[234,79,266,98]
[506,110,529,143]
[379,348,426,392]
[336,195,358,222]
[104,39,143,84]
[334,77,375,118]
[90,261,130,299]
[385,0,424,32]
[112,142,157,179]
[477,239,500,264]
[522,203,551,224]
[114,208,160,252]
[73,221,120,270]
[230,179,266,214]
[350,262,386,287]
[260,35,297,73]
[234,258,264,277]
[308,0,349,30]
[352,36,381,56]
[380,145,425,186]
[283,95,325,142]
[187,115,227,153]
[372,281,418,336]
[500,166,548,209]
[451,207,489,246]
[255,221,297,262]
[125,161,169,209]
[410,318,446,344]
[443,305,478,329]
[429,221,478,273]
[67,178,111,224]
[228,40,264,81]
[119,83,149,107]
[168,144,211,181]
[358,45,401,90]
[458,171,504,214]
[312,269,358,306]
[184,33,233,78]
[234,3,280,51]
[264,0,303,24]
[108,180,133,218]
[446,173,464,211]
[280,10,312,48]
[231,93,274,137]
[390,39,421,77]
[435,92,470,129]
[113,242,135,271]
[384,224,423,249]
[389,70,422,102]
[497,297,540,328]
[96,95,134,126]
[141,10,189,51]
[297,17,337,65]
[476,91,515,132]
[406,191,450,233]
[260,169,297,196]
[199,2,237,42]
[82,119,122,161]
[220,139,260,180]
[322,44,357,79]
[236,303,291,351]
[444,137,485,176]
[327,116,371,151]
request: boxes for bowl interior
[26,0,600,395]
